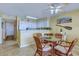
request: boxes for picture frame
[57,16,72,24]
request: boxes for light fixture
[48,3,65,15]
[42,3,68,19]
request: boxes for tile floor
[0,40,36,56]
[0,40,79,56]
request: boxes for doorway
[2,17,18,47]
[5,21,15,40]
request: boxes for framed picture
[57,16,72,24]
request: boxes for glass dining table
[42,36,61,56]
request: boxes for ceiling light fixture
[48,3,64,15]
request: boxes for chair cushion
[43,45,51,51]
[42,44,45,48]
[55,45,68,53]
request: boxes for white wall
[0,17,2,44]
[2,21,5,40]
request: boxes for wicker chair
[33,35,52,56]
[54,39,78,56]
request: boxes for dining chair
[55,33,63,44]
[33,33,49,44]
[33,36,52,56]
[33,33,42,38]
[58,40,72,47]
[44,33,53,36]
[55,33,63,39]
[54,39,78,56]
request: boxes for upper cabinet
[36,19,49,28]
[19,17,51,30]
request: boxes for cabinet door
[36,20,48,28]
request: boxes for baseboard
[20,41,35,48]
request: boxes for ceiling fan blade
[49,6,54,9]
[56,6,63,9]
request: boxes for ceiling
[0,3,79,18]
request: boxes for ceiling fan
[48,3,67,15]
[42,3,68,18]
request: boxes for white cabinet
[36,19,49,28]
[19,20,36,30]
